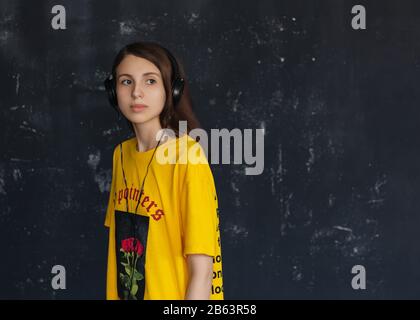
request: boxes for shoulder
[179,135,215,185]
[178,134,209,165]
[111,137,136,161]
[121,136,136,150]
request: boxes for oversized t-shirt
[104,133,224,300]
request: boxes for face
[115,54,166,126]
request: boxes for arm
[184,254,213,300]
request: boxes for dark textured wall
[1,0,420,299]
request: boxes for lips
[131,104,148,111]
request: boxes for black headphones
[103,45,185,116]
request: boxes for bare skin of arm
[185,254,213,300]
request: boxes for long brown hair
[111,41,201,137]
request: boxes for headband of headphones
[103,44,185,113]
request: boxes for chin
[127,117,150,125]
[127,114,158,125]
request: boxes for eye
[121,79,132,85]
[146,79,156,85]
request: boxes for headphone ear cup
[172,77,185,107]
[104,76,119,114]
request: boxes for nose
[131,82,144,99]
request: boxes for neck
[132,117,165,152]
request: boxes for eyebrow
[117,72,160,79]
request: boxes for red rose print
[134,239,144,256]
[121,238,143,255]
[121,238,132,253]
[119,237,145,299]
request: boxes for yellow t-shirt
[104,133,224,300]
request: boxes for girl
[103,41,224,300]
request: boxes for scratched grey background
[1,0,420,299]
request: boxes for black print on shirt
[114,210,149,300]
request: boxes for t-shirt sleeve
[180,142,219,258]
[104,146,118,228]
